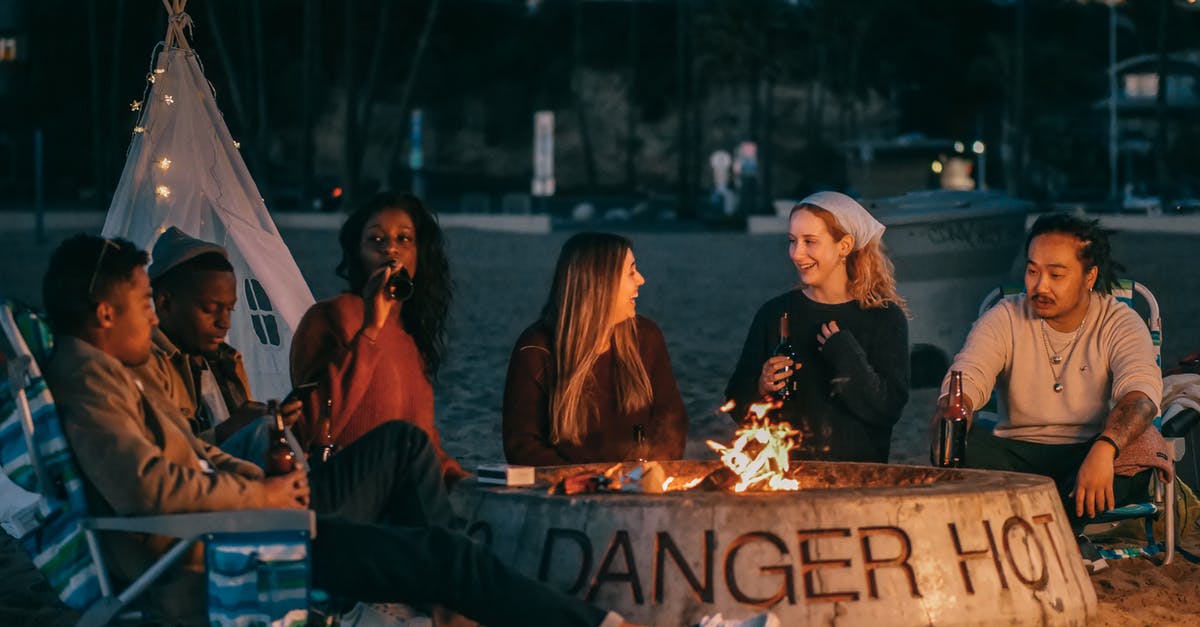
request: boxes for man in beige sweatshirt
[938,214,1170,526]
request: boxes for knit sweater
[290,293,464,479]
[725,289,910,463]
[502,316,689,466]
[943,291,1162,444]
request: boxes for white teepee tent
[102,0,313,400]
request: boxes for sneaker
[1076,534,1108,573]
[695,611,781,627]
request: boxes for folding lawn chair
[975,280,1195,565]
[0,300,317,626]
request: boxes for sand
[1,225,1198,625]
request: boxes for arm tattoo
[1102,392,1158,448]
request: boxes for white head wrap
[796,191,885,250]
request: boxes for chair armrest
[84,509,316,539]
[1162,407,1199,439]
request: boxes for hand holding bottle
[361,260,402,334]
[263,470,309,509]
[758,356,798,397]
[761,312,801,400]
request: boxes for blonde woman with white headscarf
[725,191,911,462]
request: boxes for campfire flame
[661,476,705,492]
[705,400,800,492]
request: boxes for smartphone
[284,381,319,404]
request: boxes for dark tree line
[2,0,1198,213]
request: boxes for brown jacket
[46,336,271,612]
[502,316,689,466]
[140,327,255,444]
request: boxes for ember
[705,400,800,492]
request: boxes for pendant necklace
[1040,311,1088,393]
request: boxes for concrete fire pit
[453,461,1094,626]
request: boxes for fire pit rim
[461,460,1058,502]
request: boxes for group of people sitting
[31,188,1170,624]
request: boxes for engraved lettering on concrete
[1002,516,1048,590]
[858,526,921,599]
[797,528,859,604]
[1033,513,1066,580]
[949,520,1008,594]
[724,531,795,607]
[654,530,715,604]
[538,527,593,595]
[587,530,644,604]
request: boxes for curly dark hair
[1026,213,1124,294]
[335,191,452,378]
[43,234,149,335]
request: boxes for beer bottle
[309,399,337,464]
[933,371,969,468]
[772,313,797,401]
[264,401,296,476]
[631,424,649,463]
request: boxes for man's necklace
[1039,313,1088,393]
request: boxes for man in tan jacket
[42,234,634,627]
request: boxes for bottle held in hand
[631,424,649,463]
[386,267,414,302]
[265,400,296,476]
[309,398,337,464]
[932,370,969,468]
[772,313,798,401]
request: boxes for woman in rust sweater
[503,233,688,466]
[291,192,467,483]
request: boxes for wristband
[1095,435,1120,458]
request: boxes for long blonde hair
[541,233,653,445]
[794,204,909,315]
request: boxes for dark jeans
[308,420,453,528]
[304,422,608,627]
[965,425,1153,529]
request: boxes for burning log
[550,461,674,495]
[705,400,801,492]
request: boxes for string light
[153,68,166,75]
[132,126,145,134]
[232,140,240,149]
[155,185,171,199]
[157,157,172,171]
[146,72,156,84]
[130,100,142,111]
[162,95,175,105]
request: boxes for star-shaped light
[232,140,241,149]
[130,100,142,111]
[132,126,145,134]
[155,185,171,199]
[157,157,172,171]
[162,95,175,105]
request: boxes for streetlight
[973,141,987,191]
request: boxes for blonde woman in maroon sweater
[291,192,467,483]
[503,232,688,466]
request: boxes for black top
[724,289,910,463]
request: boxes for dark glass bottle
[386,267,414,302]
[309,399,336,464]
[932,371,969,468]
[631,424,648,462]
[264,401,296,476]
[772,313,797,401]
